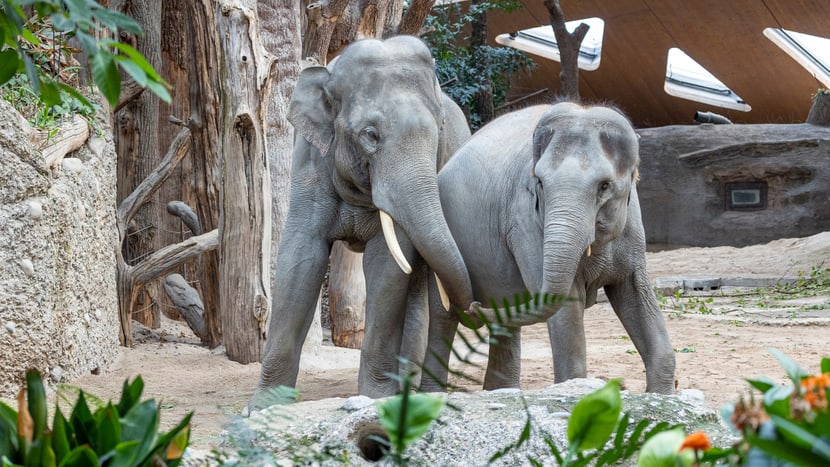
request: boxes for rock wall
[0,99,119,396]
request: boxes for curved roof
[489,0,830,127]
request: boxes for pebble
[88,137,106,158]
[4,322,15,334]
[17,258,34,277]
[27,201,43,220]
[342,395,374,411]
[50,366,64,383]
[62,158,83,174]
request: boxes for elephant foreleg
[484,327,522,390]
[605,270,676,394]
[547,288,588,383]
[399,258,429,388]
[360,233,418,397]
[252,230,330,409]
[420,273,459,392]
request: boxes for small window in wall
[763,28,830,88]
[664,48,751,112]
[725,182,767,211]
[495,17,605,71]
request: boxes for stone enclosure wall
[0,99,119,396]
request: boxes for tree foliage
[422,0,535,129]
[0,0,170,110]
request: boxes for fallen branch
[36,115,90,169]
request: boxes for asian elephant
[250,36,474,409]
[420,102,676,394]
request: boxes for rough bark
[116,127,220,346]
[161,0,223,347]
[115,0,164,329]
[216,1,272,364]
[397,0,436,35]
[328,242,366,349]
[302,0,351,64]
[163,273,207,339]
[543,0,588,100]
[166,201,202,235]
[806,90,830,126]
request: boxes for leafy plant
[0,369,192,466]
[422,0,536,130]
[0,0,170,111]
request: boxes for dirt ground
[58,232,830,450]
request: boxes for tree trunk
[396,0,436,35]
[115,0,164,330]
[544,0,588,100]
[807,90,830,126]
[328,242,365,349]
[158,0,223,347]
[302,0,351,64]
[216,1,272,364]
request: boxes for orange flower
[679,431,712,452]
[800,373,829,410]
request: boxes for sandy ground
[53,232,830,450]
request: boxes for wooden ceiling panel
[486,0,830,127]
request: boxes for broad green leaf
[25,371,47,441]
[748,436,826,466]
[57,83,95,112]
[95,405,120,455]
[101,440,140,467]
[74,30,97,56]
[377,393,444,450]
[19,28,37,45]
[116,377,144,415]
[26,436,56,467]
[769,414,830,459]
[0,49,19,86]
[91,7,142,35]
[49,13,76,33]
[39,81,62,108]
[762,384,793,419]
[567,379,622,450]
[636,428,693,467]
[89,51,120,106]
[106,42,166,83]
[114,56,147,87]
[161,422,190,466]
[22,53,39,94]
[746,376,777,393]
[120,400,159,460]
[69,393,94,447]
[0,401,18,457]
[767,347,809,387]
[821,356,829,374]
[58,445,98,467]
[50,410,70,461]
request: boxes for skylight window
[764,28,830,88]
[495,17,604,71]
[664,48,751,112]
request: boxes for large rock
[215,379,734,466]
[0,99,119,396]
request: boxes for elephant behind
[421,102,676,394]
[250,36,474,409]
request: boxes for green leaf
[94,405,120,456]
[39,80,62,108]
[762,384,793,418]
[377,393,444,451]
[59,445,98,467]
[22,53,39,94]
[26,436,56,467]
[746,376,777,393]
[25,371,48,442]
[107,42,165,82]
[56,83,95,112]
[636,427,693,467]
[90,7,142,35]
[768,414,830,459]
[120,400,159,460]
[821,356,829,374]
[767,347,809,387]
[50,410,70,461]
[567,379,622,450]
[145,75,172,104]
[0,49,18,85]
[69,393,94,448]
[116,377,144,415]
[102,440,140,467]
[114,56,148,87]
[153,416,191,467]
[89,51,120,106]
[748,436,827,466]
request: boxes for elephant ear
[530,117,554,176]
[288,65,335,155]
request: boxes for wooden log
[163,273,206,339]
[166,200,202,235]
[327,242,365,349]
[806,89,830,126]
[36,115,90,169]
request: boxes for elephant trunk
[374,160,474,312]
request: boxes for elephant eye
[599,181,611,194]
[358,126,379,154]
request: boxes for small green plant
[492,379,684,466]
[0,369,191,466]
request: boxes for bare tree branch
[544,0,588,100]
[133,229,219,285]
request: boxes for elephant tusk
[435,274,450,311]
[586,245,591,257]
[379,210,412,274]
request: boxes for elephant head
[288,36,473,310]
[467,102,640,326]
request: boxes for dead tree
[116,124,219,346]
[807,89,830,126]
[543,0,589,100]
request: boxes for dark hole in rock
[355,423,390,462]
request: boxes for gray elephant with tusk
[249,35,474,409]
[420,102,676,394]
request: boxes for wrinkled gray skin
[251,36,473,409]
[420,103,676,394]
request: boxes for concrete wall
[0,100,119,396]
[637,122,830,247]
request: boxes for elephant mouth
[379,210,451,310]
